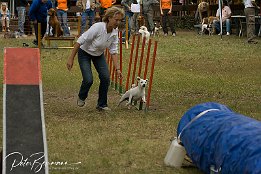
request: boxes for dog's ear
[137,77,141,81]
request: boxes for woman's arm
[67,42,80,71]
[169,0,172,14]
[111,53,122,79]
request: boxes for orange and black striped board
[3,48,48,174]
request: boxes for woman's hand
[116,69,123,79]
[67,56,74,71]
[67,43,80,71]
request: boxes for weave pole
[125,35,136,91]
[131,35,141,85]
[108,32,124,93]
[138,37,146,77]
[109,53,112,78]
[143,39,152,79]
[108,32,158,111]
[117,31,123,93]
[105,48,109,64]
[124,35,158,111]
[77,16,81,36]
[145,41,158,110]
[137,37,147,110]
[125,17,129,49]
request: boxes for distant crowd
[0,0,260,44]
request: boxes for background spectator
[99,0,116,20]
[29,0,52,46]
[197,0,209,23]
[214,0,231,35]
[0,2,10,32]
[121,0,134,42]
[131,0,141,34]
[55,0,71,36]
[17,0,30,37]
[244,0,259,44]
[160,0,176,36]
[45,0,55,36]
[142,0,158,34]
[76,0,98,35]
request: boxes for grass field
[0,30,260,174]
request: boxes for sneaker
[172,32,176,37]
[96,106,111,111]
[77,98,85,107]
[226,32,230,36]
[218,33,221,35]
[164,33,167,37]
[32,40,37,46]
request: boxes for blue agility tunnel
[177,102,261,174]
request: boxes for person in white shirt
[130,0,140,34]
[214,0,232,36]
[67,7,124,111]
[244,0,259,44]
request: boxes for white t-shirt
[77,22,119,56]
[86,0,91,9]
[244,0,254,8]
[216,6,231,22]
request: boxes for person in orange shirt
[160,0,176,36]
[55,0,70,36]
[99,0,116,18]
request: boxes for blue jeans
[78,49,110,108]
[16,7,26,34]
[80,9,95,35]
[215,19,231,34]
[57,9,70,36]
[122,11,133,42]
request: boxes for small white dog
[138,26,150,44]
[118,77,148,108]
